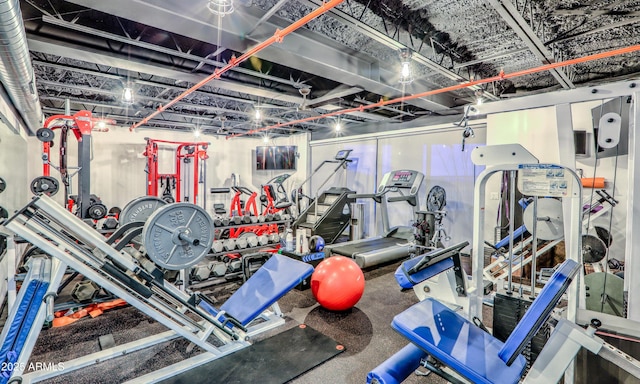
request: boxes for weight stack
[492,291,551,370]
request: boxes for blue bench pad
[498,259,580,364]
[392,298,527,384]
[221,254,314,326]
[395,257,454,289]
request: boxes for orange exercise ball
[311,256,365,311]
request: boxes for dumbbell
[212,240,224,253]
[191,265,211,281]
[223,238,237,251]
[246,235,259,248]
[273,213,281,221]
[213,216,224,227]
[221,217,230,226]
[265,214,274,222]
[232,216,243,225]
[102,217,119,230]
[236,237,248,249]
[281,214,290,221]
[257,215,266,223]
[250,215,258,224]
[258,235,269,246]
[242,215,252,224]
[268,233,280,244]
[227,259,242,273]
[209,261,227,277]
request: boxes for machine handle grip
[210,188,230,194]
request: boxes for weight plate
[120,196,167,224]
[582,234,607,263]
[0,206,8,219]
[522,198,564,241]
[593,226,613,247]
[427,185,446,212]
[30,176,59,196]
[142,203,214,270]
[88,203,108,220]
[0,177,6,194]
[36,127,55,142]
[585,272,624,317]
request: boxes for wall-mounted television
[256,146,297,170]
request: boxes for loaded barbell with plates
[141,203,214,270]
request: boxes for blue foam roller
[366,343,427,384]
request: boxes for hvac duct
[0,0,43,134]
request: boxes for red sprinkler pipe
[227,43,640,139]
[130,0,345,132]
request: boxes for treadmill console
[335,149,353,161]
[378,170,424,195]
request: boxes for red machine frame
[143,138,209,204]
[39,110,113,218]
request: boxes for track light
[207,0,234,16]
[122,85,135,105]
[399,48,413,84]
[255,109,262,121]
[476,97,483,106]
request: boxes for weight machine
[33,110,113,220]
[0,194,312,383]
[367,144,640,384]
[143,138,209,206]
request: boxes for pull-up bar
[227,44,640,139]
[129,0,345,132]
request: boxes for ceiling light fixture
[122,84,135,105]
[399,48,413,84]
[335,119,342,132]
[194,129,201,138]
[255,108,262,121]
[207,0,234,16]
[263,135,269,143]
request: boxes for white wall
[0,117,29,215]
[310,124,486,244]
[27,123,309,214]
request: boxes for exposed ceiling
[17,0,640,139]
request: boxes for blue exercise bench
[368,259,580,384]
[199,253,314,328]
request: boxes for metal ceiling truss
[298,0,500,103]
[489,0,575,88]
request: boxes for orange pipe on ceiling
[227,43,640,139]
[130,0,345,132]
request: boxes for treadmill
[325,169,424,268]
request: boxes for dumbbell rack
[182,217,294,291]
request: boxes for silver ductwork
[0,0,43,134]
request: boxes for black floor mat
[160,324,344,384]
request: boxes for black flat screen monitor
[256,146,297,170]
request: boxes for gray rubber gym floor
[28,260,457,384]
